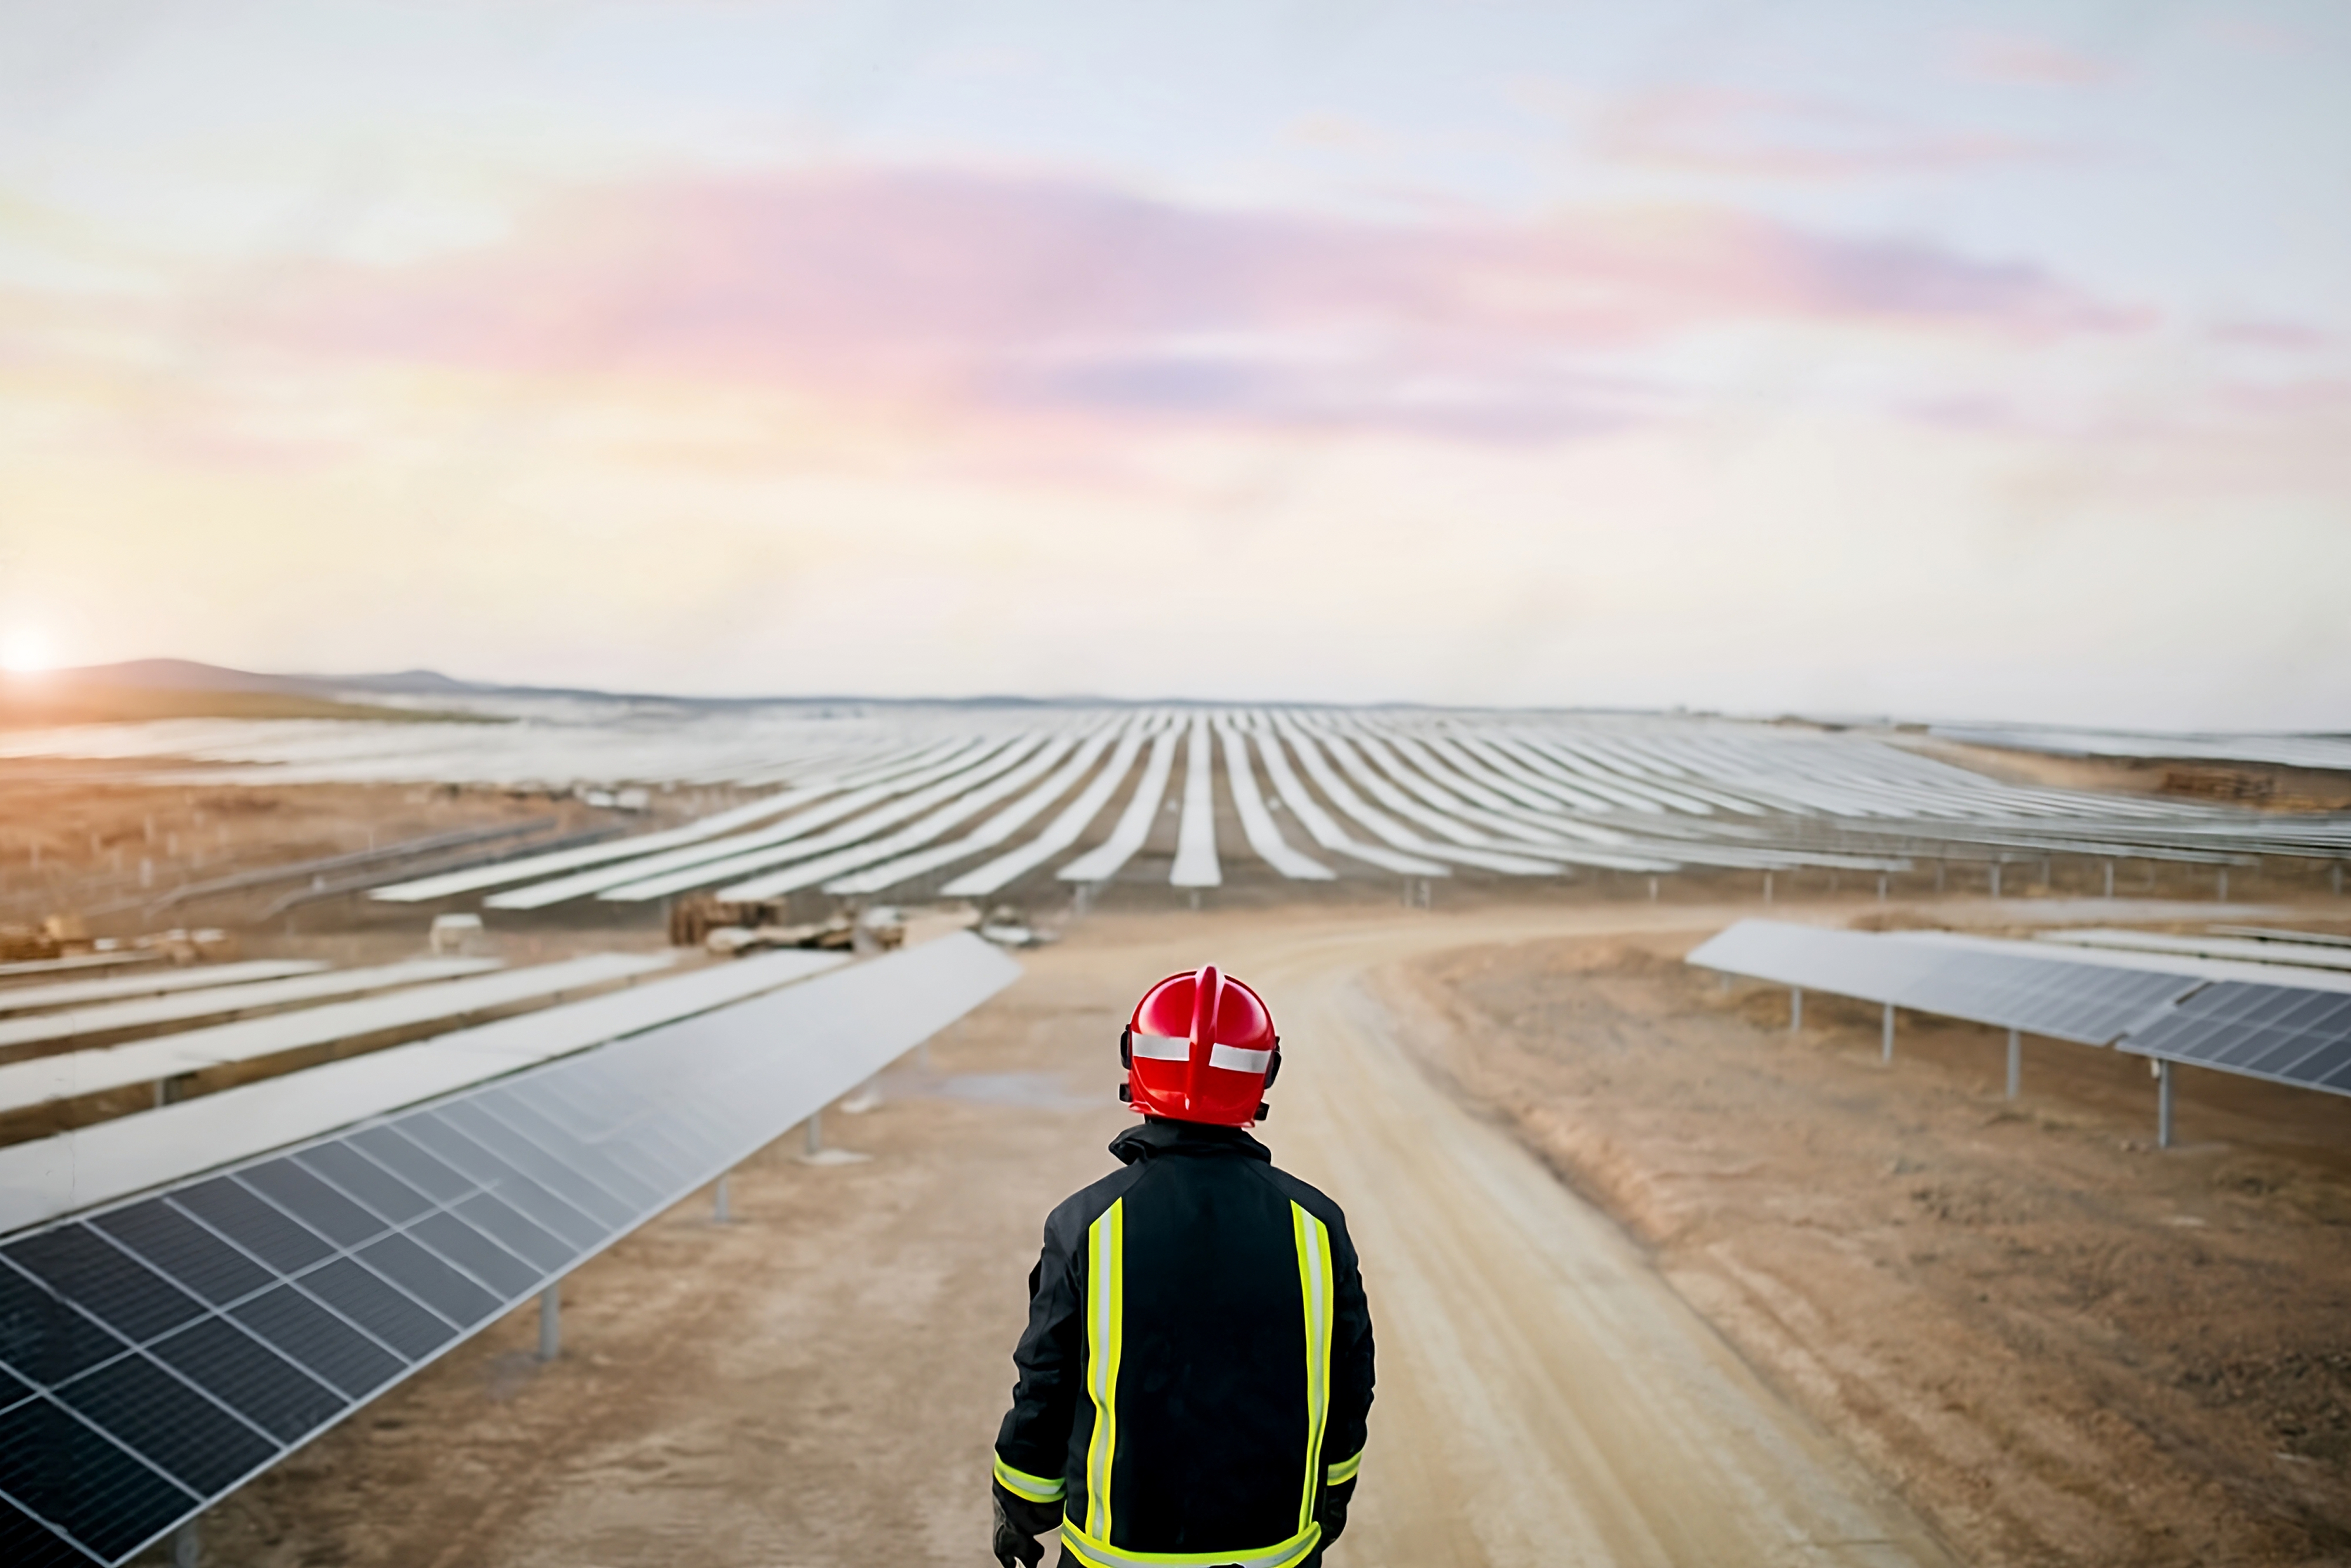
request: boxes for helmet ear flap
[1262,1044,1281,1091]
[1120,1026,1133,1069]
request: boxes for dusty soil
[0,768,696,939]
[1917,738,2351,815]
[138,923,1138,1568]
[136,905,1962,1568]
[11,764,2333,1566]
[1384,930,2351,1567]
[0,683,464,729]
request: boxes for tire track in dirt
[1206,911,1959,1568]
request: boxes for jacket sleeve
[1322,1211,1375,1488]
[993,1202,1086,1512]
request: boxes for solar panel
[0,933,1018,1564]
[0,960,503,1056]
[1056,724,1178,884]
[1687,920,2202,1044]
[2037,928,2351,973]
[1895,954,2195,1045]
[1214,722,1331,881]
[2208,926,2351,950]
[0,950,848,1236]
[945,724,1147,896]
[0,951,162,985]
[0,963,326,1019]
[0,953,675,1120]
[2118,983,2351,1096]
[828,728,1121,896]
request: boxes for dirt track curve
[183,904,1959,1568]
[1208,909,1956,1568]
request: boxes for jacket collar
[1108,1117,1272,1167]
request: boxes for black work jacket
[994,1120,1375,1568]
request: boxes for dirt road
[1205,911,1955,1568]
[183,903,1957,1567]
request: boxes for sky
[0,1,2347,728]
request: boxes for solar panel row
[1691,920,2351,1104]
[1687,921,2201,1045]
[2116,984,2351,1094]
[0,953,673,1120]
[313,705,2351,913]
[0,961,503,1058]
[0,934,1019,1564]
[0,951,849,1238]
[0,963,326,1020]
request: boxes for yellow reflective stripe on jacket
[1059,1519,1322,1568]
[1084,1198,1127,1541]
[994,1455,1066,1505]
[1324,1447,1362,1484]
[1292,1202,1334,1536]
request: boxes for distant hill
[319,668,490,695]
[3,661,494,728]
[43,660,1096,711]
[32,659,1225,713]
[51,658,330,696]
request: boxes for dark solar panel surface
[1686,921,2202,1044]
[2119,983,2351,1096]
[1895,954,2195,1045]
[0,933,1014,1564]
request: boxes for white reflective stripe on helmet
[1208,1043,1272,1073]
[1128,1031,1191,1062]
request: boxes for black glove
[1317,1477,1357,1549]
[993,1483,1057,1567]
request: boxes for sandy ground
[155,903,1967,1568]
[16,763,2330,1567]
[0,765,705,936]
[1386,914,2351,1568]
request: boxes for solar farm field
[0,702,2346,1567]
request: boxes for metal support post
[2103,860,2115,899]
[1877,873,1888,902]
[1989,862,2002,898]
[1882,1003,1894,1063]
[1763,871,1774,904]
[174,1518,200,1568]
[2336,863,2345,897]
[714,1173,731,1224]
[1647,876,1658,902]
[2006,1028,2021,1100]
[2157,1059,2175,1148]
[2216,869,2228,902]
[805,1107,823,1157]
[1789,987,1803,1032]
[538,1285,560,1361]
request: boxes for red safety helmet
[1119,964,1280,1127]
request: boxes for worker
[991,964,1375,1568]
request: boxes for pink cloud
[1593,88,2067,179]
[1954,34,2118,87]
[2212,319,2333,352]
[242,167,2145,441]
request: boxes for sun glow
[0,628,55,674]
